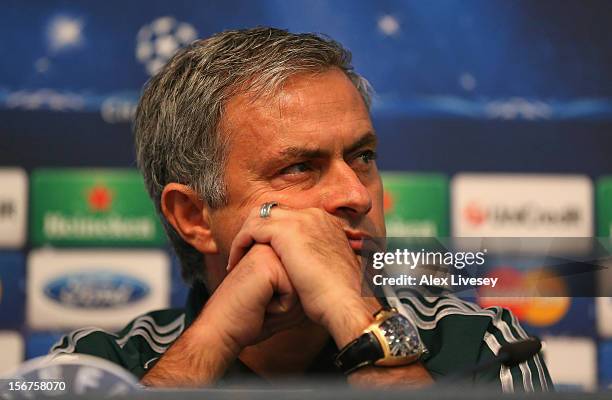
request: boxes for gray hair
[134,27,373,285]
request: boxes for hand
[141,244,305,387]
[227,205,380,347]
[199,243,305,355]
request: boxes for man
[50,27,552,391]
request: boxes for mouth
[344,230,372,251]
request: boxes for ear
[160,183,219,254]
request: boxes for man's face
[206,68,385,288]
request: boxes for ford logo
[44,271,149,309]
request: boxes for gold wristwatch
[334,307,425,374]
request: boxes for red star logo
[88,185,113,212]
[383,190,394,214]
[464,202,487,226]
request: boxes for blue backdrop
[1,0,611,175]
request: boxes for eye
[356,150,378,164]
[280,162,311,175]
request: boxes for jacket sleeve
[390,291,554,391]
[48,310,186,379]
[474,305,554,392]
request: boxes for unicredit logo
[464,202,581,227]
[44,272,149,309]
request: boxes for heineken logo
[41,183,154,240]
[381,173,448,237]
[31,169,166,246]
[43,212,155,239]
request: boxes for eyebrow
[275,131,378,163]
[345,131,378,155]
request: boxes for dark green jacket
[50,283,553,391]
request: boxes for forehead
[220,69,373,161]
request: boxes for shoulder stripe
[484,332,514,392]
[400,296,493,319]
[485,306,536,392]
[117,328,171,354]
[115,314,185,348]
[507,310,549,392]
[49,313,186,358]
[50,326,114,355]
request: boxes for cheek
[209,208,248,256]
[209,188,286,256]
[209,183,271,255]
[370,179,386,235]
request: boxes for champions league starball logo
[136,16,198,76]
[0,354,139,398]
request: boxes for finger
[232,244,298,314]
[226,207,266,270]
[226,206,294,270]
[265,253,298,314]
[226,219,270,270]
[226,225,257,271]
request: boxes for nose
[321,161,372,217]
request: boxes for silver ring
[259,202,278,219]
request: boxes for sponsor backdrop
[1,0,611,391]
[30,169,166,247]
[27,249,170,330]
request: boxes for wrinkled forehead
[219,69,372,153]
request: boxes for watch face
[379,314,421,358]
